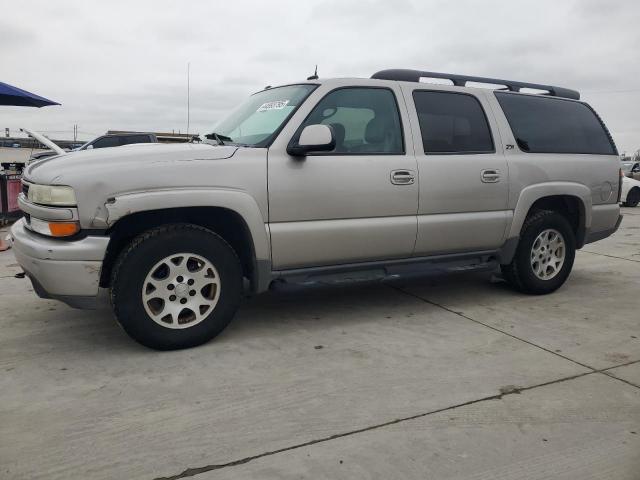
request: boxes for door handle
[391,169,415,185]
[480,169,501,183]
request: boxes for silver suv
[10,69,622,350]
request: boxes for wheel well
[100,207,256,289]
[527,195,586,247]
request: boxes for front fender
[104,188,270,262]
[508,182,592,239]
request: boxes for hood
[24,142,238,185]
[21,128,66,156]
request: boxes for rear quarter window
[495,92,617,155]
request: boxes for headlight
[28,184,77,206]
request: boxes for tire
[501,210,576,295]
[110,224,243,350]
[623,188,640,207]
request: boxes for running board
[272,251,498,286]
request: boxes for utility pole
[187,62,190,135]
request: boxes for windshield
[209,84,317,147]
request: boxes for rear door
[401,85,510,255]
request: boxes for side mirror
[86,144,94,150]
[287,124,335,157]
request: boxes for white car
[621,176,640,207]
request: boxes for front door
[401,86,510,255]
[267,83,419,270]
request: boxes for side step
[272,251,498,287]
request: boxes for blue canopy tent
[0,82,59,230]
[0,81,60,107]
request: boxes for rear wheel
[624,187,640,207]
[501,210,576,295]
[111,224,242,350]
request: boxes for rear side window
[495,93,616,155]
[412,91,494,154]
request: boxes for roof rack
[371,69,580,100]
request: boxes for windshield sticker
[257,100,289,112]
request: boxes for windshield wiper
[205,132,233,145]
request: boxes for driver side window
[300,87,404,154]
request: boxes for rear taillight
[617,168,623,203]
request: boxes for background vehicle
[77,132,158,150]
[621,176,640,207]
[27,132,158,162]
[11,69,622,350]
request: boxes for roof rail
[371,69,580,100]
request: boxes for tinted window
[300,87,403,154]
[495,93,616,155]
[121,135,152,145]
[413,91,494,154]
[91,136,120,149]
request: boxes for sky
[1,0,639,154]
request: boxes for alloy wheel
[530,228,566,280]
[142,253,221,329]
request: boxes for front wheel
[110,224,242,350]
[501,210,576,295]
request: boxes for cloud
[2,0,639,153]
[0,21,38,46]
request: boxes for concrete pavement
[1,208,639,479]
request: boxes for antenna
[187,62,190,135]
[307,65,318,80]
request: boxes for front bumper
[9,218,110,309]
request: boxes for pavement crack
[388,284,640,391]
[599,359,640,389]
[600,371,640,389]
[153,371,596,480]
[386,283,596,371]
[580,250,640,263]
[600,358,640,371]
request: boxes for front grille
[21,181,30,197]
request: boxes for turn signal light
[30,218,80,237]
[49,222,81,237]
